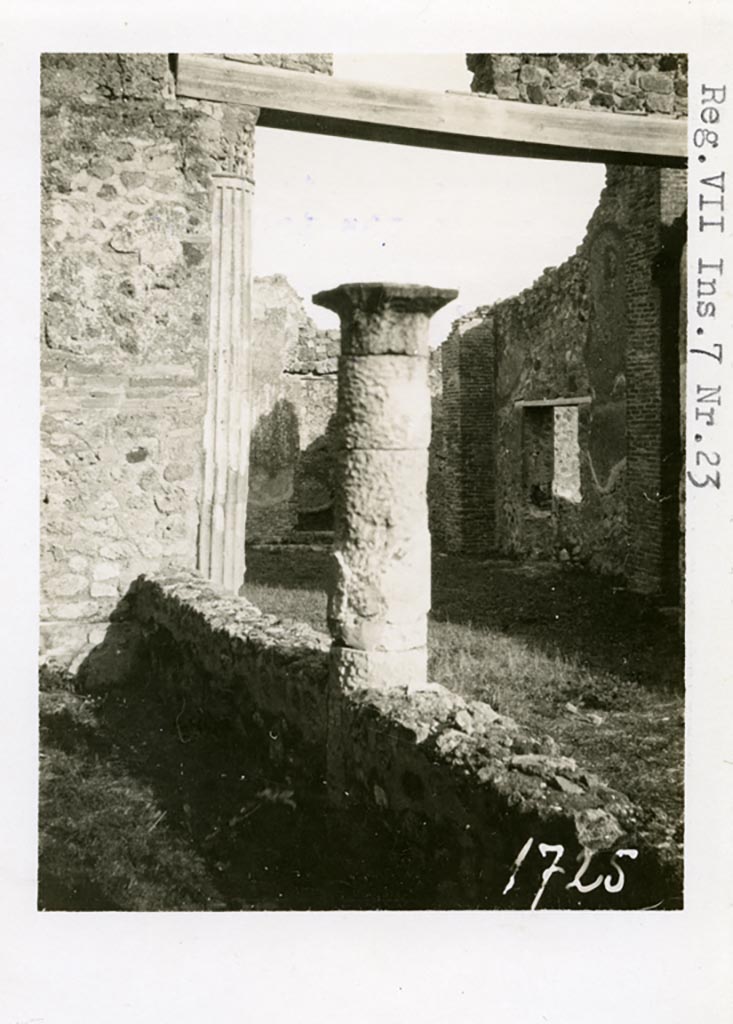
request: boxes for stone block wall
[41,54,332,667]
[248,275,339,541]
[466,53,687,115]
[113,571,682,909]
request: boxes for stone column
[312,282,457,691]
[198,172,253,593]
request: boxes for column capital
[210,172,254,193]
[313,281,457,356]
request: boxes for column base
[330,644,428,691]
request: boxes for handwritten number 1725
[502,838,638,909]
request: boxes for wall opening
[523,406,554,511]
[521,400,585,512]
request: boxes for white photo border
[2,2,732,1022]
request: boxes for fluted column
[198,173,253,592]
[313,282,457,691]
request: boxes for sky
[251,54,606,345]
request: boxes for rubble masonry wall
[41,54,331,666]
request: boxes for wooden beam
[515,396,592,408]
[175,54,687,168]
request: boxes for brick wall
[433,316,496,554]
[41,53,332,667]
[625,167,686,596]
[433,322,461,551]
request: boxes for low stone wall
[107,571,682,909]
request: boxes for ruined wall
[248,276,339,541]
[435,165,685,581]
[491,228,625,574]
[113,571,682,909]
[41,53,331,666]
[466,53,687,115]
[430,53,686,594]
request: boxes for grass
[40,673,223,910]
[243,547,684,831]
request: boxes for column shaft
[313,282,457,691]
[199,173,253,593]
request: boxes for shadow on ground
[38,653,447,912]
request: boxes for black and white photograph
[37,50,688,913]
[3,1,733,1021]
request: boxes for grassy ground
[243,547,684,831]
